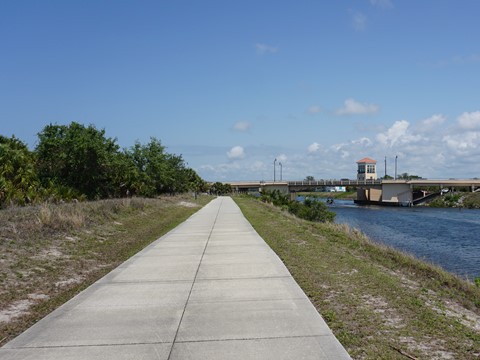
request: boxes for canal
[303,197,480,280]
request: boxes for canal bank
[339,199,479,280]
[234,196,480,360]
[298,195,480,280]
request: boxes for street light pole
[273,158,277,182]
[395,155,398,180]
[384,156,387,178]
[279,162,282,181]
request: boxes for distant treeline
[0,122,208,207]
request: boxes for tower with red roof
[357,157,377,181]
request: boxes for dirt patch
[34,248,64,260]
[290,238,307,246]
[54,276,84,288]
[0,300,32,323]
[361,294,405,329]
[28,293,49,301]
[436,299,480,332]
[178,201,200,208]
[399,336,455,360]
[0,292,52,322]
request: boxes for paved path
[1,197,351,359]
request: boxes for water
[299,196,480,279]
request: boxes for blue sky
[1,0,480,181]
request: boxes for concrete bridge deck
[1,197,350,359]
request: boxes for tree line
[0,122,207,207]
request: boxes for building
[357,157,377,181]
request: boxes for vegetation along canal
[302,197,480,280]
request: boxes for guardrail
[229,179,480,188]
[287,180,382,186]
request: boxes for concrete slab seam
[4,341,174,350]
[4,333,336,350]
[172,334,340,344]
[166,198,224,360]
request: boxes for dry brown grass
[0,195,211,344]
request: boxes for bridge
[228,179,480,206]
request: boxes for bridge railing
[287,179,382,186]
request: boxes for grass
[429,192,480,208]
[0,195,212,344]
[298,191,357,200]
[234,196,480,360]
[461,192,480,209]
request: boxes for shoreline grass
[0,195,212,344]
[298,191,357,200]
[234,196,480,359]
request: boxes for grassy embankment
[429,192,480,209]
[234,196,480,360]
[298,191,357,200]
[0,195,211,344]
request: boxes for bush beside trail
[260,190,335,223]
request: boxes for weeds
[37,204,86,230]
[462,192,480,209]
[260,190,335,222]
[429,191,480,208]
[235,196,480,359]
[0,195,211,343]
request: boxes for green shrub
[259,191,335,223]
[463,193,480,209]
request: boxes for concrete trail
[1,196,351,359]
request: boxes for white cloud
[370,0,393,8]
[376,120,422,147]
[352,137,373,147]
[417,114,446,132]
[457,111,480,130]
[233,121,251,132]
[227,146,245,160]
[277,154,287,162]
[329,143,350,159]
[443,132,480,154]
[341,150,350,159]
[251,161,264,171]
[194,112,480,182]
[307,105,321,115]
[336,98,379,115]
[351,11,367,31]
[255,43,278,54]
[308,142,321,153]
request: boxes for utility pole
[279,162,283,181]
